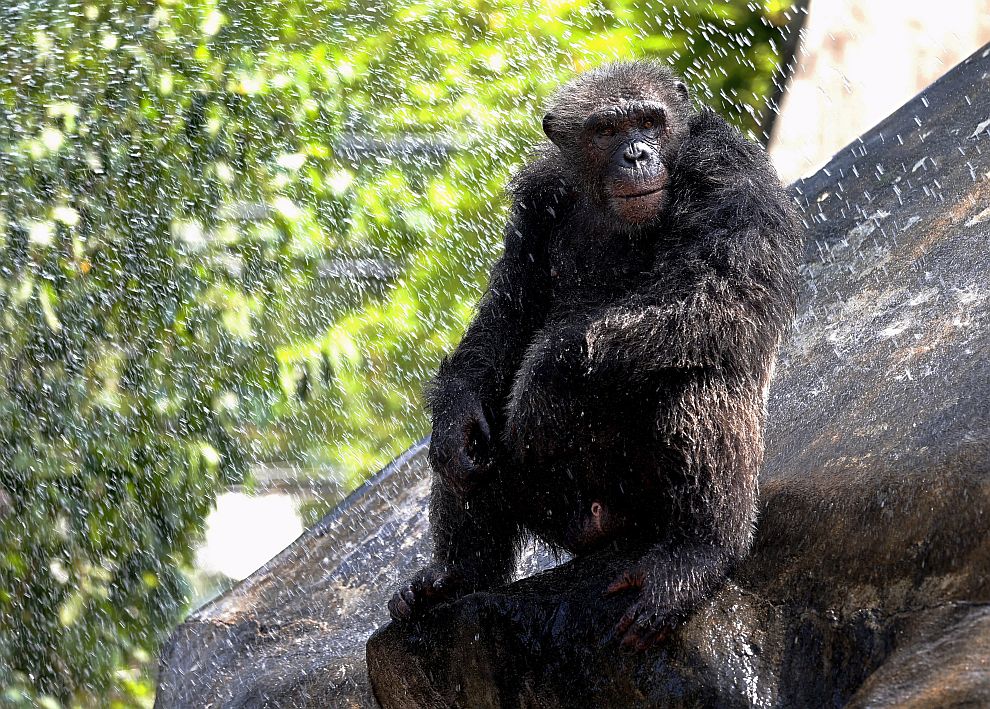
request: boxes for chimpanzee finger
[605,568,646,596]
[626,631,653,652]
[613,605,639,636]
[622,621,670,651]
[388,593,411,621]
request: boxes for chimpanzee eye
[642,118,654,130]
[592,125,617,150]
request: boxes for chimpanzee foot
[605,567,679,651]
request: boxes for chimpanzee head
[541,62,693,225]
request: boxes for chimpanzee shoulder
[505,151,576,237]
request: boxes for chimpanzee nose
[623,141,650,165]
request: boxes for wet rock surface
[156,45,990,708]
[154,442,560,707]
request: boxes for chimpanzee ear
[542,112,563,147]
[674,81,689,101]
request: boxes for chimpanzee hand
[388,565,463,621]
[428,396,493,493]
[604,565,679,651]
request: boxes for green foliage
[0,0,796,704]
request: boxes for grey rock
[156,44,990,708]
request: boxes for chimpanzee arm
[430,210,553,416]
[585,236,795,376]
[390,159,564,621]
[585,110,801,378]
[427,158,562,486]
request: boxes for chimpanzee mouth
[617,187,664,200]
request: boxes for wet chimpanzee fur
[388,62,801,649]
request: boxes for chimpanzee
[388,61,801,649]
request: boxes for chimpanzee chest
[547,227,655,304]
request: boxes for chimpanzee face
[578,99,673,223]
[542,75,690,226]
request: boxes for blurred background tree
[0,0,801,705]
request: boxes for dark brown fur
[389,62,801,649]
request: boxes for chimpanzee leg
[389,465,519,621]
